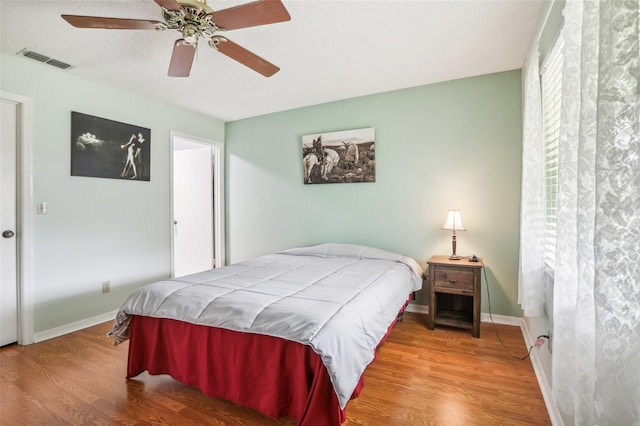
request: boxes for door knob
[2,230,15,238]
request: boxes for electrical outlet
[102,280,111,294]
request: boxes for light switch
[37,201,47,215]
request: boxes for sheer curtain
[551,0,640,425]
[518,42,546,318]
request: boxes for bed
[112,243,423,425]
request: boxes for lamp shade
[442,210,465,231]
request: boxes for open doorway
[170,132,224,277]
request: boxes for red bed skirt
[126,298,410,425]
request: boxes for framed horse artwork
[301,127,375,184]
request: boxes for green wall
[1,54,225,333]
[225,70,524,316]
[0,51,524,332]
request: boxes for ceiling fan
[61,0,291,77]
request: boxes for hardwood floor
[0,313,550,425]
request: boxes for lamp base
[448,232,461,260]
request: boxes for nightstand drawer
[433,267,474,291]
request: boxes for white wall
[0,53,224,334]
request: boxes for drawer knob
[449,279,457,283]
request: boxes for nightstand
[426,255,483,337]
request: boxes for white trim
[405,304,522,327]
[169,134,176,276]
[406,305,522,327]
[521,318,564,426]
[169,131,225,275]
[481,312,522,326]
[1,91,34,345]
[33,309,118,343]
[540,31,565,73]
[404,303,428,314]
[534,0,556,45]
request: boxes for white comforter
[112,243,423,409]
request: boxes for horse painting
[301,128,375,184]
[321,149,340,180]
[303,152,320,183]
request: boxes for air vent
[17,49,72,70]
[23,50,49,62]
[45,59,73,70]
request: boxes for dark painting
[71,112,150,181]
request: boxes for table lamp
[442,210,465,260]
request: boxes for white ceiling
[0,0,544,122]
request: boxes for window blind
[541,37,563,269]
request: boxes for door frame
[169,131,225,276]
[1,91,34,345]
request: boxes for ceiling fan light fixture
[182,22,200,45]
[61,0,290,77]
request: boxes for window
[540,36,563,268]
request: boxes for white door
[173,142,214,277]
[1,100,18,346]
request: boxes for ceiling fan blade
[213,37,279,77]
[153,0,182,11]
[210,0,291,31]
[61,15,163,30]
[168,40,197,77]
